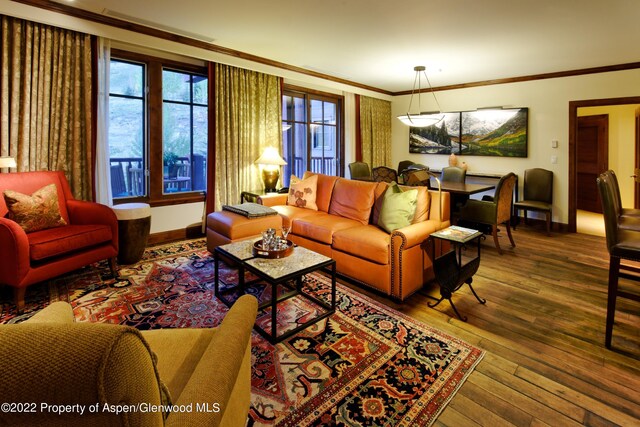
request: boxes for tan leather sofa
[259,172,450,301]
[0,295,257,427]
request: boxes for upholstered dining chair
[397,160,415,177]
[348,161,372,181]
[513,168,553,235]
[372,166,398,183]
[596,171,640,348]
[608,169,640,229]
[458,172,517,254]
[441,166,467,210]
[441,166,467,183]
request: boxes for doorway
[569,97,640,232]
[576,114,608,213]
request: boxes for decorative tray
[252,239,294,259]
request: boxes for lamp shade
[0,156,16,168]
[255,147,287,166]
[397,113,445,128]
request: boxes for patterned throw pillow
[3,184,67,233]
[287,174,318,210]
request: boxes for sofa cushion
[303,172,339,213]
[332,225,390,264]
[287,174,318,210]
[377,183,418,233]
[292,212,363,244]
[3,183,67,233]
[28,224,113,261]
[328,178,377,225]
[273,205,318,228]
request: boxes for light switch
[551,140,558,148]
[551,155,558,164]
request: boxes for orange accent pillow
[3,184,67,233]
[287,175,318,210]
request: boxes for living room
[1,0,639,426]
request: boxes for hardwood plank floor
[342,227,640,426]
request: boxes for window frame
[110,49,208,207]
[282,84,344,185]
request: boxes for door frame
[568,96,640,232]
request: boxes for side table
[112,203,151,265]
[429,225,486,321]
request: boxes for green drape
[0,15,93,200]
[359,96,392,169]
[212,63,281,211]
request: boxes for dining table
[437,181,495,196]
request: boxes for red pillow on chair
[3,183,67,233]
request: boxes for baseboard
[148,224,205,246]
[513,216,569,233]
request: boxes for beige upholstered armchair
[0,295,258,427]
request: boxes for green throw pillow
[377,182,418,233]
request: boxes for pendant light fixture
[397,66,444,128]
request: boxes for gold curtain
[213,63,281,211]
[359,96,392,168]
[0,16,93,200]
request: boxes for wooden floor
[344,226,640,426]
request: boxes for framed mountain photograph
[460,108,528,157]
[409,112,461,154]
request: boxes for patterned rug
[0,239,484,426]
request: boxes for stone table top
[217,239,333,280]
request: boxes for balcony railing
[110,155,207,198]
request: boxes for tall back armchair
[0,171,118,311]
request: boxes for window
[108,50,208,205]
[281,87,343,187]
[109,59,146,198]
[162,69,208,194]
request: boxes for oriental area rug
[0,239,484,426]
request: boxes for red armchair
[0,171,118,311]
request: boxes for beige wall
[578,105,639,209]
[392,71,640,225]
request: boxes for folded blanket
[222,202,278,218]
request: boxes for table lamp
[0,156,16,171]
[255,147,287,193]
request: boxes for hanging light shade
[397,66,444,128]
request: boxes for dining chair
[372,166,398,183]
[608,170,640,226]
[596,171,640,348]
[441,166,467,183]
[348,161,372,181]
[441,166,467,210]
[397,160,415,177]
[513,168,553,235]
[458,173,517,254]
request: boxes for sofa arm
[258,193,288,207]
[392,220,440,250]
[0,218,30,286]
[25,301,75,324]
[166,294,258,427]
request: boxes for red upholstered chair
[0,171,118,311]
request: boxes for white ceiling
[61,0,640,93]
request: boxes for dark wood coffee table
[214,239,336,343]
